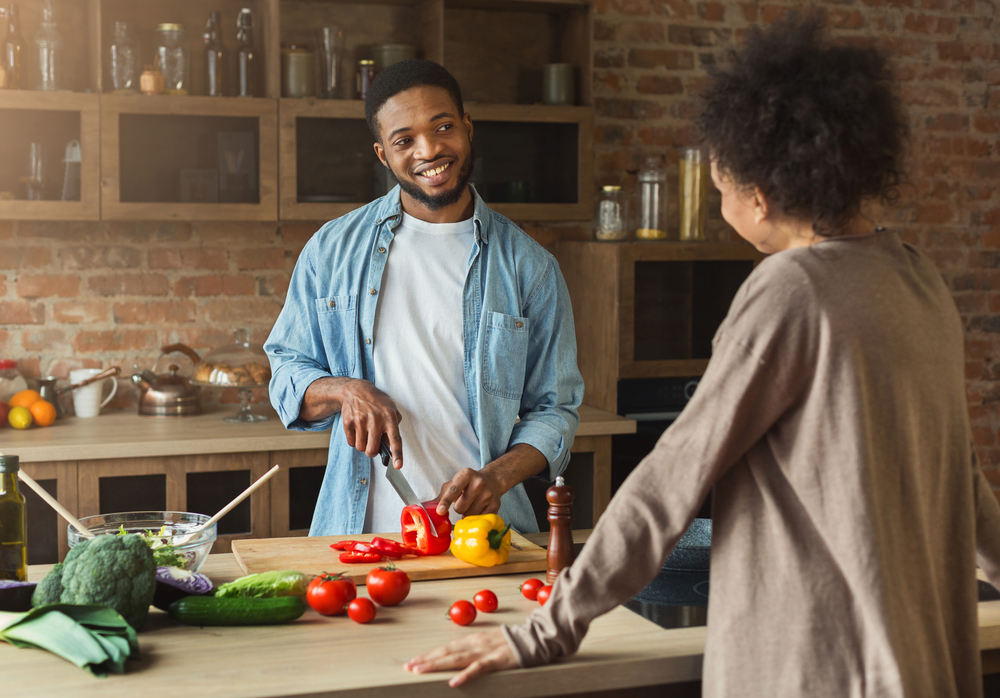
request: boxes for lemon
[8,405,32,429]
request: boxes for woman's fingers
[405,630,517,687]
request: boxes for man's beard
[389,142,475,212]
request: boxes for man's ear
[373,141,388,168]
[463,112,473,141]
[751,186,769,225]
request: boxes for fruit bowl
[67,511,217,572]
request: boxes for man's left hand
[435,467,504,518]
[404,629,517,687]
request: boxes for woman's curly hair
[696,12,907,236]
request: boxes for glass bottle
[636,154,669,241]
[678,147,709,241]
[356,59,375,100]
[109,21,140,93]
[154,23,189,96]
[2,3,24,90]
[33,0,61,91]
[595,185,629,241]
[203,11,225,97]
[0,454,27,582]
[236,8,256,97]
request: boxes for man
[265,59,583,536]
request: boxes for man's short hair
[364,59,465,143]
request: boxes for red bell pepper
[339,551,383,564]
[330,540,360,551]
[400,502,452,556]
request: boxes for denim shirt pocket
[316,295,358,376]
[482,311,529,400]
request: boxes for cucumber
[168,595,306,626]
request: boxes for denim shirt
[265,186,584,536]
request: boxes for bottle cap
[0,455,20,473]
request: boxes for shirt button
[516,321,524,328]
[376,218,382,224]
[365,337,371,344]
[360,478,368,485]
[328,300,336,308]
[378,247,386,253]
[369,288,377,295]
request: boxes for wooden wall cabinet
[556,241,764,413]
[100,94,278,221]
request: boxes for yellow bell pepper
[450,514,512,567]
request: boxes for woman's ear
[751,187,770,224]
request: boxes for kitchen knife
[379,437,438,537]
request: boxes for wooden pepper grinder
[546,475,574,585]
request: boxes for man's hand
[435,467,504,518]
[301,377,404,466]
[404,630,517,688]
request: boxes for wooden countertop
[9,551,703,698]
[2,404,635,463]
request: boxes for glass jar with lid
[154,23,189,95]
[594,185,629,241]
[0,359,28,403]
[636,154,670,241]
[191,328,271,423]
[109,21,140,93]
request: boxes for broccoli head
[37,534,157,630]
[31,562,64,607]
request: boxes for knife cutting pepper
[449,514,511,567]
[401,503,452,555]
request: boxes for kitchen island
[2,405,635,562]
[9,549,1000,697]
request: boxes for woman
[406,14,1000,697]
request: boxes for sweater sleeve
[502,258,817,665]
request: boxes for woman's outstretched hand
[404,629,518,687]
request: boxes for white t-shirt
[363,212,482,534]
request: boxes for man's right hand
[301,377,404,468]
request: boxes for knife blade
[379,437,438,537]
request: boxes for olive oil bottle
[0,454,27,581]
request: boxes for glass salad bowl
[191,328,271,423]
[67,511,217,573]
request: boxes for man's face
[373,85,474,211]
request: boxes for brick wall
[2,0,999,476]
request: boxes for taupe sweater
[504,230,1000,697]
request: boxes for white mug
[70,368,118,418]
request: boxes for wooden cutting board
[231,531,548,585]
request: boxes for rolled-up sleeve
[508,257,584,481]
[265,238,335,433]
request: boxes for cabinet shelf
[0,91,101,220]
[556,241,764,412]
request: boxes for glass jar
[636,154,669,241]
[356,59,375,100]
[154,23,189,96]
[109,21,140,93]
[0,359,28,403]
[33,1,61,91]
[281,43,314,98]
[594,185,629,241]
[678,147,709,241]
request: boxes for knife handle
[379,436,393,467]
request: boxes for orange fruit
[8,405,32,429]
[9,389,41,409]
[28,399,56,427]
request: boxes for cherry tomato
[473,589,498,613]
[449,599,477,626]
[306,572,357,616]
[537,585,553,606]
[366,563,411,606]
[347,597,376,624]
[520,578,544,601]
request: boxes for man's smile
[415,160,454,186]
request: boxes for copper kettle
[131,344,202,417]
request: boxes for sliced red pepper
[370,537,413,558]
[330,540,361,551]
[354,540,401,559]
[400,501,452,556]
[339,551,383,564]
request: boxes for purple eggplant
[0,580,37,612]
[153,566,213,611]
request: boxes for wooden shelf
[0,91,101,220]
[556,241,765,412]
[100,94,278,220]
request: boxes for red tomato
[347,597,376,624]
[306,572,357,616]
[449,599,477,626]
[537,585,553,606]
[473,589,498,613]
[366,563,411,606]
[520,578,544,601]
